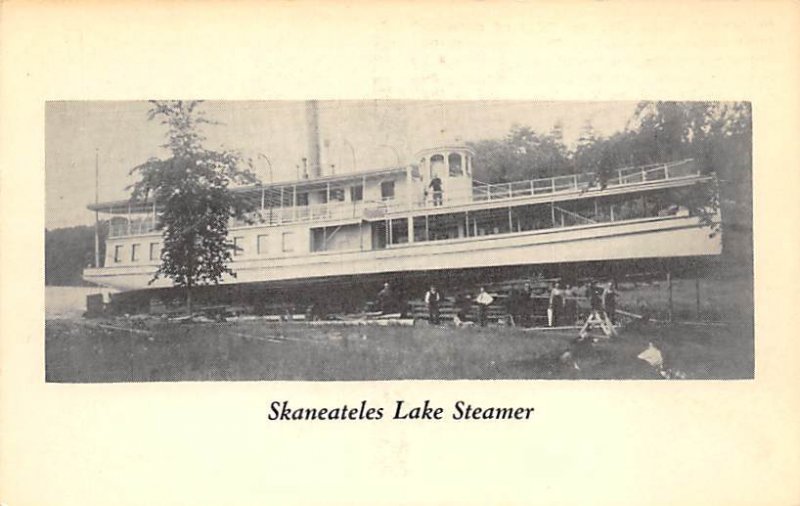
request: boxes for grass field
[45,317,753,382]
[44,273,753,382]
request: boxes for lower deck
[85,209,721,293]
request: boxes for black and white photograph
[6,2,800,505]
[45,100,754,382]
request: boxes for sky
[45,100,638,229]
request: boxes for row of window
[113,242,161,263]
[233,232,295,257]
[112,231,300,264]
[262,181,395,207]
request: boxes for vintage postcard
[2,2,799,505]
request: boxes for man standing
[520,282,533,327]
[476,287,494,327]
[429,174,443,206]
[602,282,618,324]
[548,281,565,327]
[377,282,393,314]
[425,285,441,324]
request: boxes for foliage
[45,223,107,286]
[468,101,752,241]
[468,125,571,183]
[129,101,258,308]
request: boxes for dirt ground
[45,316,753,382]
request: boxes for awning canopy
[88,165,409,214]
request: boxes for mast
[305,100,321,178]
[94,149,100,268]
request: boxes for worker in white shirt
[476,287,494,327]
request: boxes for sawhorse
[579,310,618,340]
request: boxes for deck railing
[109,159,701,236]
[472,159,698,203]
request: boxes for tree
[468,124,571,183]
[129,101,258,313]
[573,101,752,239]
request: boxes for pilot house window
[448,153,463,176]
[430,154,445,178]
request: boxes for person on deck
[476,287,494,327]
[548,281,565,327]
[425,285,441,325]
[429,175,443,206]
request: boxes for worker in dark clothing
[425,285,441,324]
[603,282,618,324]
[520,282,533,327]
[563,283,578,326]
[429,175,443,206]
[587,281,603,313]
[377,282,393,314]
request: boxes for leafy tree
[468,101,751,256]
[129,101,258,313]
[576,101,751,238]
[468,124,571,183]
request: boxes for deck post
[695,275,701,320]
[551,201,555,227]
[292,185,297,221]
[465,211,469,238]
[530,179,535,195]
[508,206,513,232]
[280,187,284,224]
[94,212,100,267]
[261,186,265,211]
[425,214,429,241]
[408,215,414,242]
[667,270,674,322]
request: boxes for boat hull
[83,214,721,293]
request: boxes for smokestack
[305,100,321,178]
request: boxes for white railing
[472,159,698,203]
[110,159,701,236]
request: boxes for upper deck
[94,158,707,239]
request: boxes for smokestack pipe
[305,100,321,178]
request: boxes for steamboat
[83,141,721,312]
